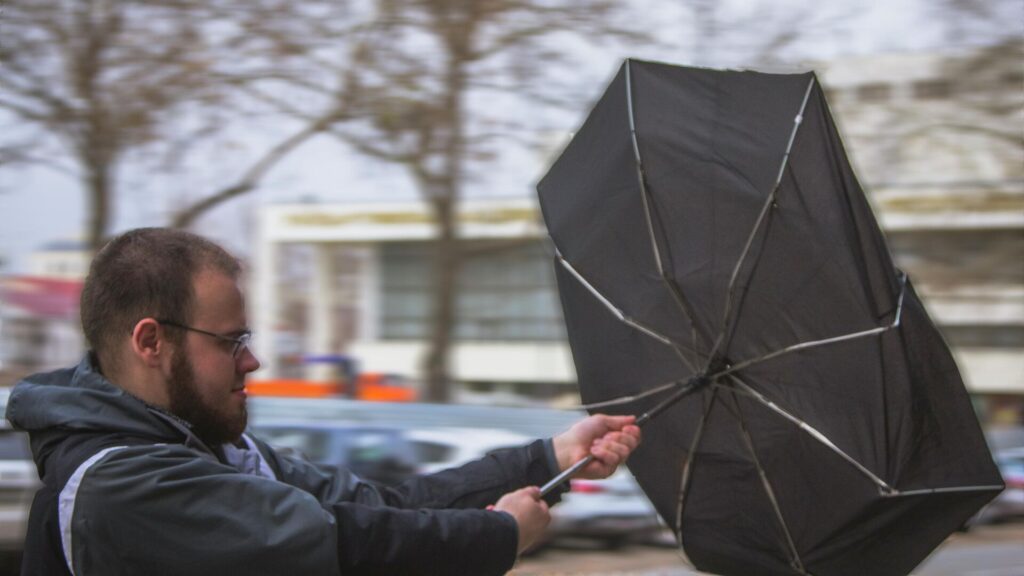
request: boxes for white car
[403,427,534,474]
[0,425,39,552]
[545,467,665,549]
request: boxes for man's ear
[130,318,166,368]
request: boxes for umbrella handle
[538,376,705,497]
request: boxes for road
[0,524,1017,575]
[511,524,1024,576]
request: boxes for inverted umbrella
[536,60,1003,576]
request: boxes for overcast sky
[0,0,1017,273]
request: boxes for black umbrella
[536,60,1003,576]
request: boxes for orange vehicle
[246,374,417,402]
[352,373,417,402]
[247,354,416,402]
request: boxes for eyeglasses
[156,319,253,358]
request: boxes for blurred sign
[0,276,83,319]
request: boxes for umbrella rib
[728,389,808,575]
[625,59,707,356]
[714,272,907,380]
[727,377,1002,498]
[883,485,1005,497]
[674,388,717,570]
[726,375,895,494]
[555,250,699,371]
[576,380,681,410]
[705,77,817,371]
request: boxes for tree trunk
[84,157,111,255]
[419,27,470,403]
[422,195,459,403]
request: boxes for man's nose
[237,346,261,373]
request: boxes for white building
[249,43,1023,419]
[814,40,1023,425]
[249,198,576,404]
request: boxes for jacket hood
[6,355,189,473]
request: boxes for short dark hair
[80,228,241,375]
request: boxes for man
[7,228,641,575]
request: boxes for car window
[255,428,330,462]
[0,430,31,460]
[347,431,411,464]
[998,456,1024,476]
[484,445,519,457]
[410,440,455,465]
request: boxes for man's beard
[168,351,247,446]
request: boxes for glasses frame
[156,319,252,358]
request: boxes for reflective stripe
[240,434,277,480]
[59,446,127,576]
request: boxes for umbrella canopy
[536,59,1003,576]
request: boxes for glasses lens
[233,333,253,358]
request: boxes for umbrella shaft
[540,454,595,496]
[637,380,699,425]
[541,379,702,497]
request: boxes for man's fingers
[595,414,636,431]
[592,441,630,465]
[589,425,642,467]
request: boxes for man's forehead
[191,268,246,320]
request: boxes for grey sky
[0,0,1015,273]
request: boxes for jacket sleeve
[258,437,566,510]
[330,500,519,575]
[65,444,341,576]
[257,437,568,575]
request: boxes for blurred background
[0,0,1021,573]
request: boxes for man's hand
[552,414,641,479]
[492,487,550,554]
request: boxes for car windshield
[409,440,455,465]
[998,455,1024,476]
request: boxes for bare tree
[0,0,355,247]
[167,1,368,228]
[928,0,1023,47]
[0,1,229,251]
[299,1,648,402]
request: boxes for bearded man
[6,227,640,576]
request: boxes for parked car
[0,425,38,552]
[403,427,533,474]
[545,467,665,549]
[973,447,1024,524]
[250,422,419,486]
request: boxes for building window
[379,241,566,341]
[856,83,891,102]
[941,325,1024,349]
[1001,71,1024,87]
[912,79,952,99]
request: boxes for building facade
[814,39,1023,424]
[250,198,576,404]
[250,43,1022,419]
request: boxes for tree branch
[171,109,344,227]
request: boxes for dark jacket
[7,356,565,575]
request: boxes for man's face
[166,268,260,445]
